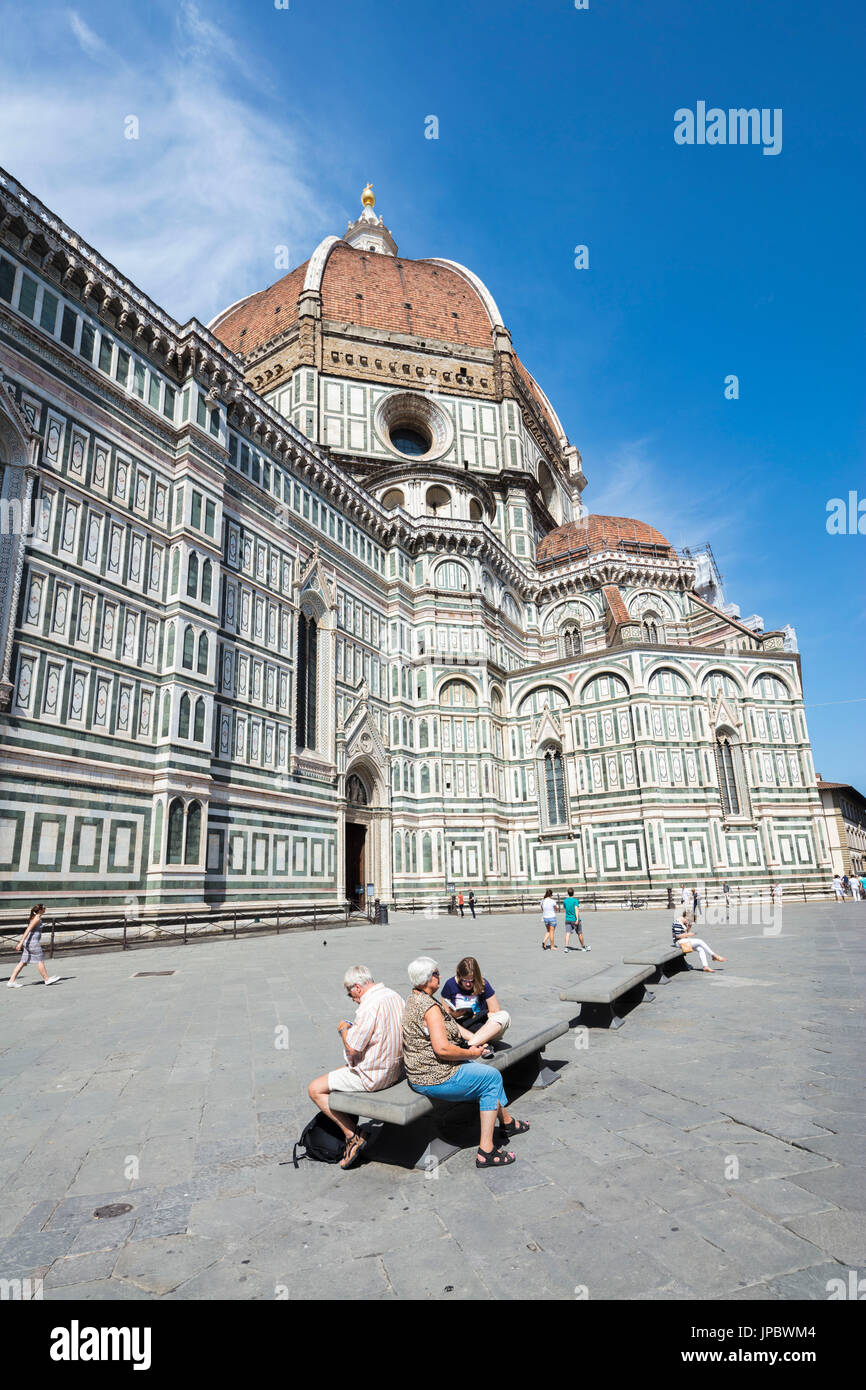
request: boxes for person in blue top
[562,889,590,952]
[440,956,511,1054]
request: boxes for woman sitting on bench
[439,956,511,1056]
[672,911,726,973]
[403,956,529,1169]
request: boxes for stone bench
[330,1019,570,1169]
[559,963,655,1029]
[622,944,691,984]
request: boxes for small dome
[537,514,674,563]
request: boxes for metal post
[313,903,317,930]
[183,913,188,945]
[276,908,281,934]
[50,918,56,959]
[233,912,237,940]
[123,917,127,952]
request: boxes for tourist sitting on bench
[440,956,511,1055]
[307,965,405,1169]
[402,956,529,1169]
[671,911,726,973]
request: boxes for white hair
[342,964,374,990]
[407,956,439,988]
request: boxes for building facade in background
[815,777,866,879]
[0,175,832,911]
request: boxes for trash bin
[374,900,388,925]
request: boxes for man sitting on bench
[672,911,726,974]
[307,965,405,1169]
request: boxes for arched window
[715,733,741,816]
[643,613,661,644]
[166,624,175,666]
[346,774,368,805]
[433,560,469,592]
[381,488,405,511]
[187,552,199,598]
[194,697,205,742]
[178,693,191,739]
[502,592,521,625]
[182,625,195,669]
[419,719,429,749]
[295,610,317,750]
[197,632,209,674]
[420,764,430,794]
[561,627,582,657]
[161,692,171,738]
[439,679,477,708]
[394,832,403,873]
[469,499,483,522]
[402,717,409,745]
[185,801,201,864]
[201,559,213,604]
[425,485,451,517]
[422,833,432,873]
[167,797,184,865]
[392,716,400,746]
[541,746,568,827]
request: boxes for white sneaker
[7,980,23,988]
[44,977,60,986]
[583,945,592,951]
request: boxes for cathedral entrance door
[345,822,367,911]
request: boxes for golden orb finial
[361,182,375,209]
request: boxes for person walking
[723,880,731,909]
[467,890,477,919]
[457,892,465,918]
[832,874,845,901]
[7,905,59,988]
[563,889,590,951]
[541,889,558,950]
[850,876,861,902]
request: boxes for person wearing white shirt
[308,965,404,1169]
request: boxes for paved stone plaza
[0,903,863,1301]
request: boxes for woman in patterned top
[402,956,529,1168]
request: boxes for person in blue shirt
[562,889,590,952]
[440,956,511,1053]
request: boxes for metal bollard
[183,913,188,945]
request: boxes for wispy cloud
[0,2,335,324]
[67,9,110,60]
[587,436,741,554]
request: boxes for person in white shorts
[541,889,558,950]
[307,965,404,1169]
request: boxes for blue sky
[1,0,863,788]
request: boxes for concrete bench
[559,963,655,1029]
[622,944,691,984]
[330,1019,570,1169]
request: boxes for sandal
[475,1146,516,1168]
[340,1131,367,1169]
[497,1117,530,1139]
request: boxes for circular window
[390,426,430,457]
[375,391,453,461]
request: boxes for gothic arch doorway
[342,761,390,909]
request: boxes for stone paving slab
[0,903,862,1300]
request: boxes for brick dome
[211,242,497,358]
[537,514,674,563]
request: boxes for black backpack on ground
[292,1113,346,1166]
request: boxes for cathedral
[0,172,832,912]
